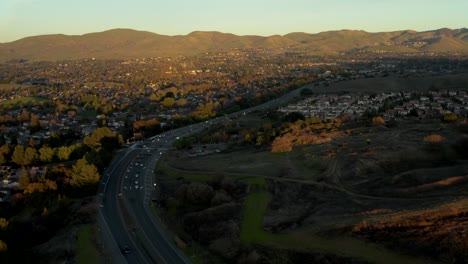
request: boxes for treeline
[0,127,122,168]
[174,111,344,153]
[0,126,123,262]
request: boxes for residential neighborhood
[279,90,468,121]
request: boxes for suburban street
[97,86,305,263]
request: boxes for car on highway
[121,246,131,254]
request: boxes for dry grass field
[156,117,468,263]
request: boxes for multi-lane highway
[97,85,306,263]
[98,135,192,264]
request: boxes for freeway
[99,139,191,264]
[97,84,307,263]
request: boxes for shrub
[371,116,385,126]
[442,113,457,122]
[423,134,444,143]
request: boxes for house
[420,96,430,102]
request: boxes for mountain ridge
[1,28,467,61]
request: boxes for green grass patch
[79,109,98,119]
[75,225,102,264]
[240,176,265,186]
[0,96,48,109]
[158,163,213,182]
[240,189,272,244]
[159,161,268,185]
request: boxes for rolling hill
[0,28,467,62]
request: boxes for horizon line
[2,26,467,44]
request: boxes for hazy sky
[0,0,467,42]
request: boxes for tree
[39,146,55,163]
[423,134,444,143]
[19,168,30,190]
[70,158,100,187]
[173,137,195,150]
[372,116,385,126]
[0,240,7,252]
[18,109,30,122]
[176,98,188,107]
[23,179,57,194]
[30,113,41,132]
[0,218,8,230]
[0,144,10,156]
[161,97,176,108]
[57,146,73,161]
[184,182,214,205]
[23,178,58,208]
[164,91,175,98]
[283,112,305,123]
[442,113,458,122]
[190,102,216,120]
[12,145,25,166]
[271,134,294,153]
[300,88,314,96]
[83,127,123,148]
[48,131,61,147]
[408,108,418,117]
[149,93,159,101]
[45,165,73,188]
[24,147,39,165]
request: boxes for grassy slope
[75,225,102,264]
[1,28,468,61]
[240,186,271,244]
[160,152,440,264]
[240,185,438,264]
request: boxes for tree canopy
[70,158,100,187]
[83,127,123,148]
